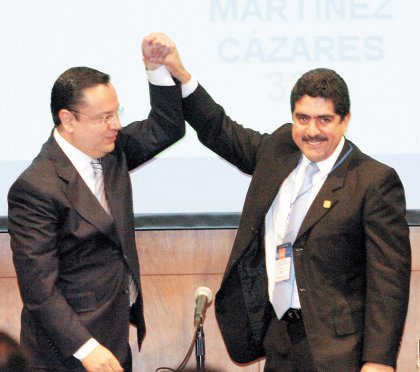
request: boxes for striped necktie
[91,159,110,214]
[91,158,138,306]
[284,162,319,244]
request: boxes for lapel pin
[323,200,332,209]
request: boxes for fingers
[81,344,124,372]
[141,32,191,83]
[142,32,174,62]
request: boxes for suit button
[123,288,129,295]
[250,226,259,235]
[299,288,306,292]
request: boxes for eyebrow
[97,108,120,117]
[294,113,335,119]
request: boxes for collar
[53,128,93,173]
[301,136,345,177]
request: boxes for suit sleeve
[182,83,268,175]
[361,167,411,366]
[8,177,93,359]
[118,82,185,171]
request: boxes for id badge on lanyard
[274,242,293,282]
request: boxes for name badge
[274,242,292,282]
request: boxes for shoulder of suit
[11,157,57,190]
[346,139,397,179]
[264,123,299,153]
[9,141,63,198]
[271,122,293,136]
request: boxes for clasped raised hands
[142,32,191,84]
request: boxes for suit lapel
[246,151,301,228]
[46,136,119,245]
[101,153,129,236]
[227,150,301,272]
[102,152,141,282]
[296,141,352,242]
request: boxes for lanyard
[285,143,354,227]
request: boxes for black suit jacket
[8,83,184,370]
[183,84,411,371]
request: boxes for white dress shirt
[265,137,345,313]
[53,129,96,194]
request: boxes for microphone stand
[195,322,205,370]
[155,287,213,372]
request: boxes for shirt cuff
[73,338,100,360]
[181,78,198,98]
[146,65,198,97]
[146,65,175,86]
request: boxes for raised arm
[144,33,267,175]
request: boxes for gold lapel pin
[323,200,332,209]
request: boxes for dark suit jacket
[183,84,411,371]
[8,83,184,370]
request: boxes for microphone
[194,287,213,325]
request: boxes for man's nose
[109,116,122,130]
[306,120,320,136]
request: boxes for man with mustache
[145,37,411,371]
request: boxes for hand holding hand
[142,32,174,71]
[142,32,191,84]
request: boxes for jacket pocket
[334,309,364,336]
[67,292,97,313]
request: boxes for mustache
[303,135,327,142]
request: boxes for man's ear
[58,109,75,133]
